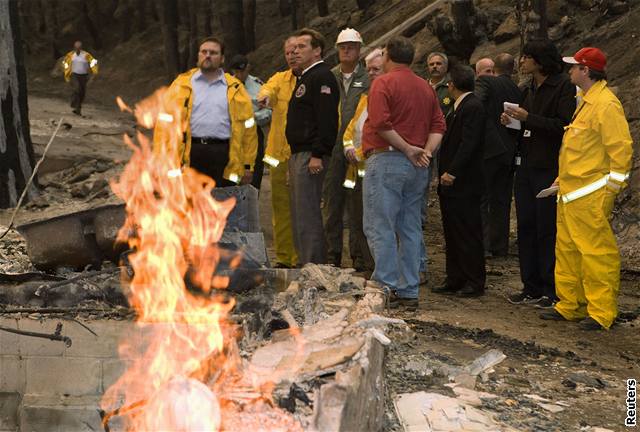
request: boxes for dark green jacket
[333,62,370,145]
[432,75,453,118]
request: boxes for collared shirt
[190,69,231,139]
[340,65,356,91]
[71,52,90,75]
[453,92,472,111]
[363,66,446,154]
[302,60,324,76]
[429,77,447,89]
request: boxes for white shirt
[71,52,90,75]
[341,71,354,90]
[453,92,472,111]
[302,60,324,76]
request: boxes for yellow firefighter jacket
[62,50,98,82]
[153,68,258,184]
[558,80,633,202]
[342,93,368,188]
[257,69,297,167]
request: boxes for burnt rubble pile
[232,263,404,431]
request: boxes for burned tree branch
[0,116,63,240]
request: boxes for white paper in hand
[536,185,559,199]
[503,102,522,130]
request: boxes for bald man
[474,53,522,257]
[475,58,495,77]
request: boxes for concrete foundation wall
[0,318,132,432]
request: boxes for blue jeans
[363,152,430,299]
[420,171,433,273]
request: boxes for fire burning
[101,90,302,431]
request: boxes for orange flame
[102,90,302,431]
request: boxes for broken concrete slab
[0,392,21,431]
[311,334,386,432]
[538,402,565,413]
[394,391,513,432]
[211,185,260,233]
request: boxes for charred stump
[220,0,247,57]
[243,0,257,52]
[432,0,486,62]
[160,0,180,80]
[0,0,37,209]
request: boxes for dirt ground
[381,195,640,431]
[1,88,638,432]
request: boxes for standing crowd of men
[66,27,633,332]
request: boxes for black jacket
[286,61,340,158]
[438,93,486,197]
[475,74,522,164]
[519,73,576,170]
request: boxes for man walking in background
[475,53,522,257]
[541,47,633,330]
[257,36,300,268]
[285,28,340,265]
[363,37,445,310]
[62,41,98,116]
[434,65,487,298]
[323,28,370,270]
[229,54,272,190]
[153,37,258,187]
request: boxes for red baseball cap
[562,47,607,72]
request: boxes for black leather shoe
[387,291,419,310]
[456,286,485,298]
[432,284,459,294]
[579,317,603,331]
[539,309,566,321]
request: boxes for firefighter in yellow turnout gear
[256,37,300,268]
[154,37,258,186]
[342,95,367,189]
[541,48,633,330]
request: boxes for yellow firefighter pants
[270,162,297,267]
[554,187,619,329]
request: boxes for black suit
[475,74,522,256]
[437,93,486,292]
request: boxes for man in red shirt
[362,36,446,310]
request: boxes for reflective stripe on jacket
[62,50,98,82]
[342,93,367,188]
[153,68,258,183]
[258,69,297,166]
[558,80,633,199]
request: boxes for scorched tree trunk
[0,0,36,208]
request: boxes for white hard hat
[336,28,363,45]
